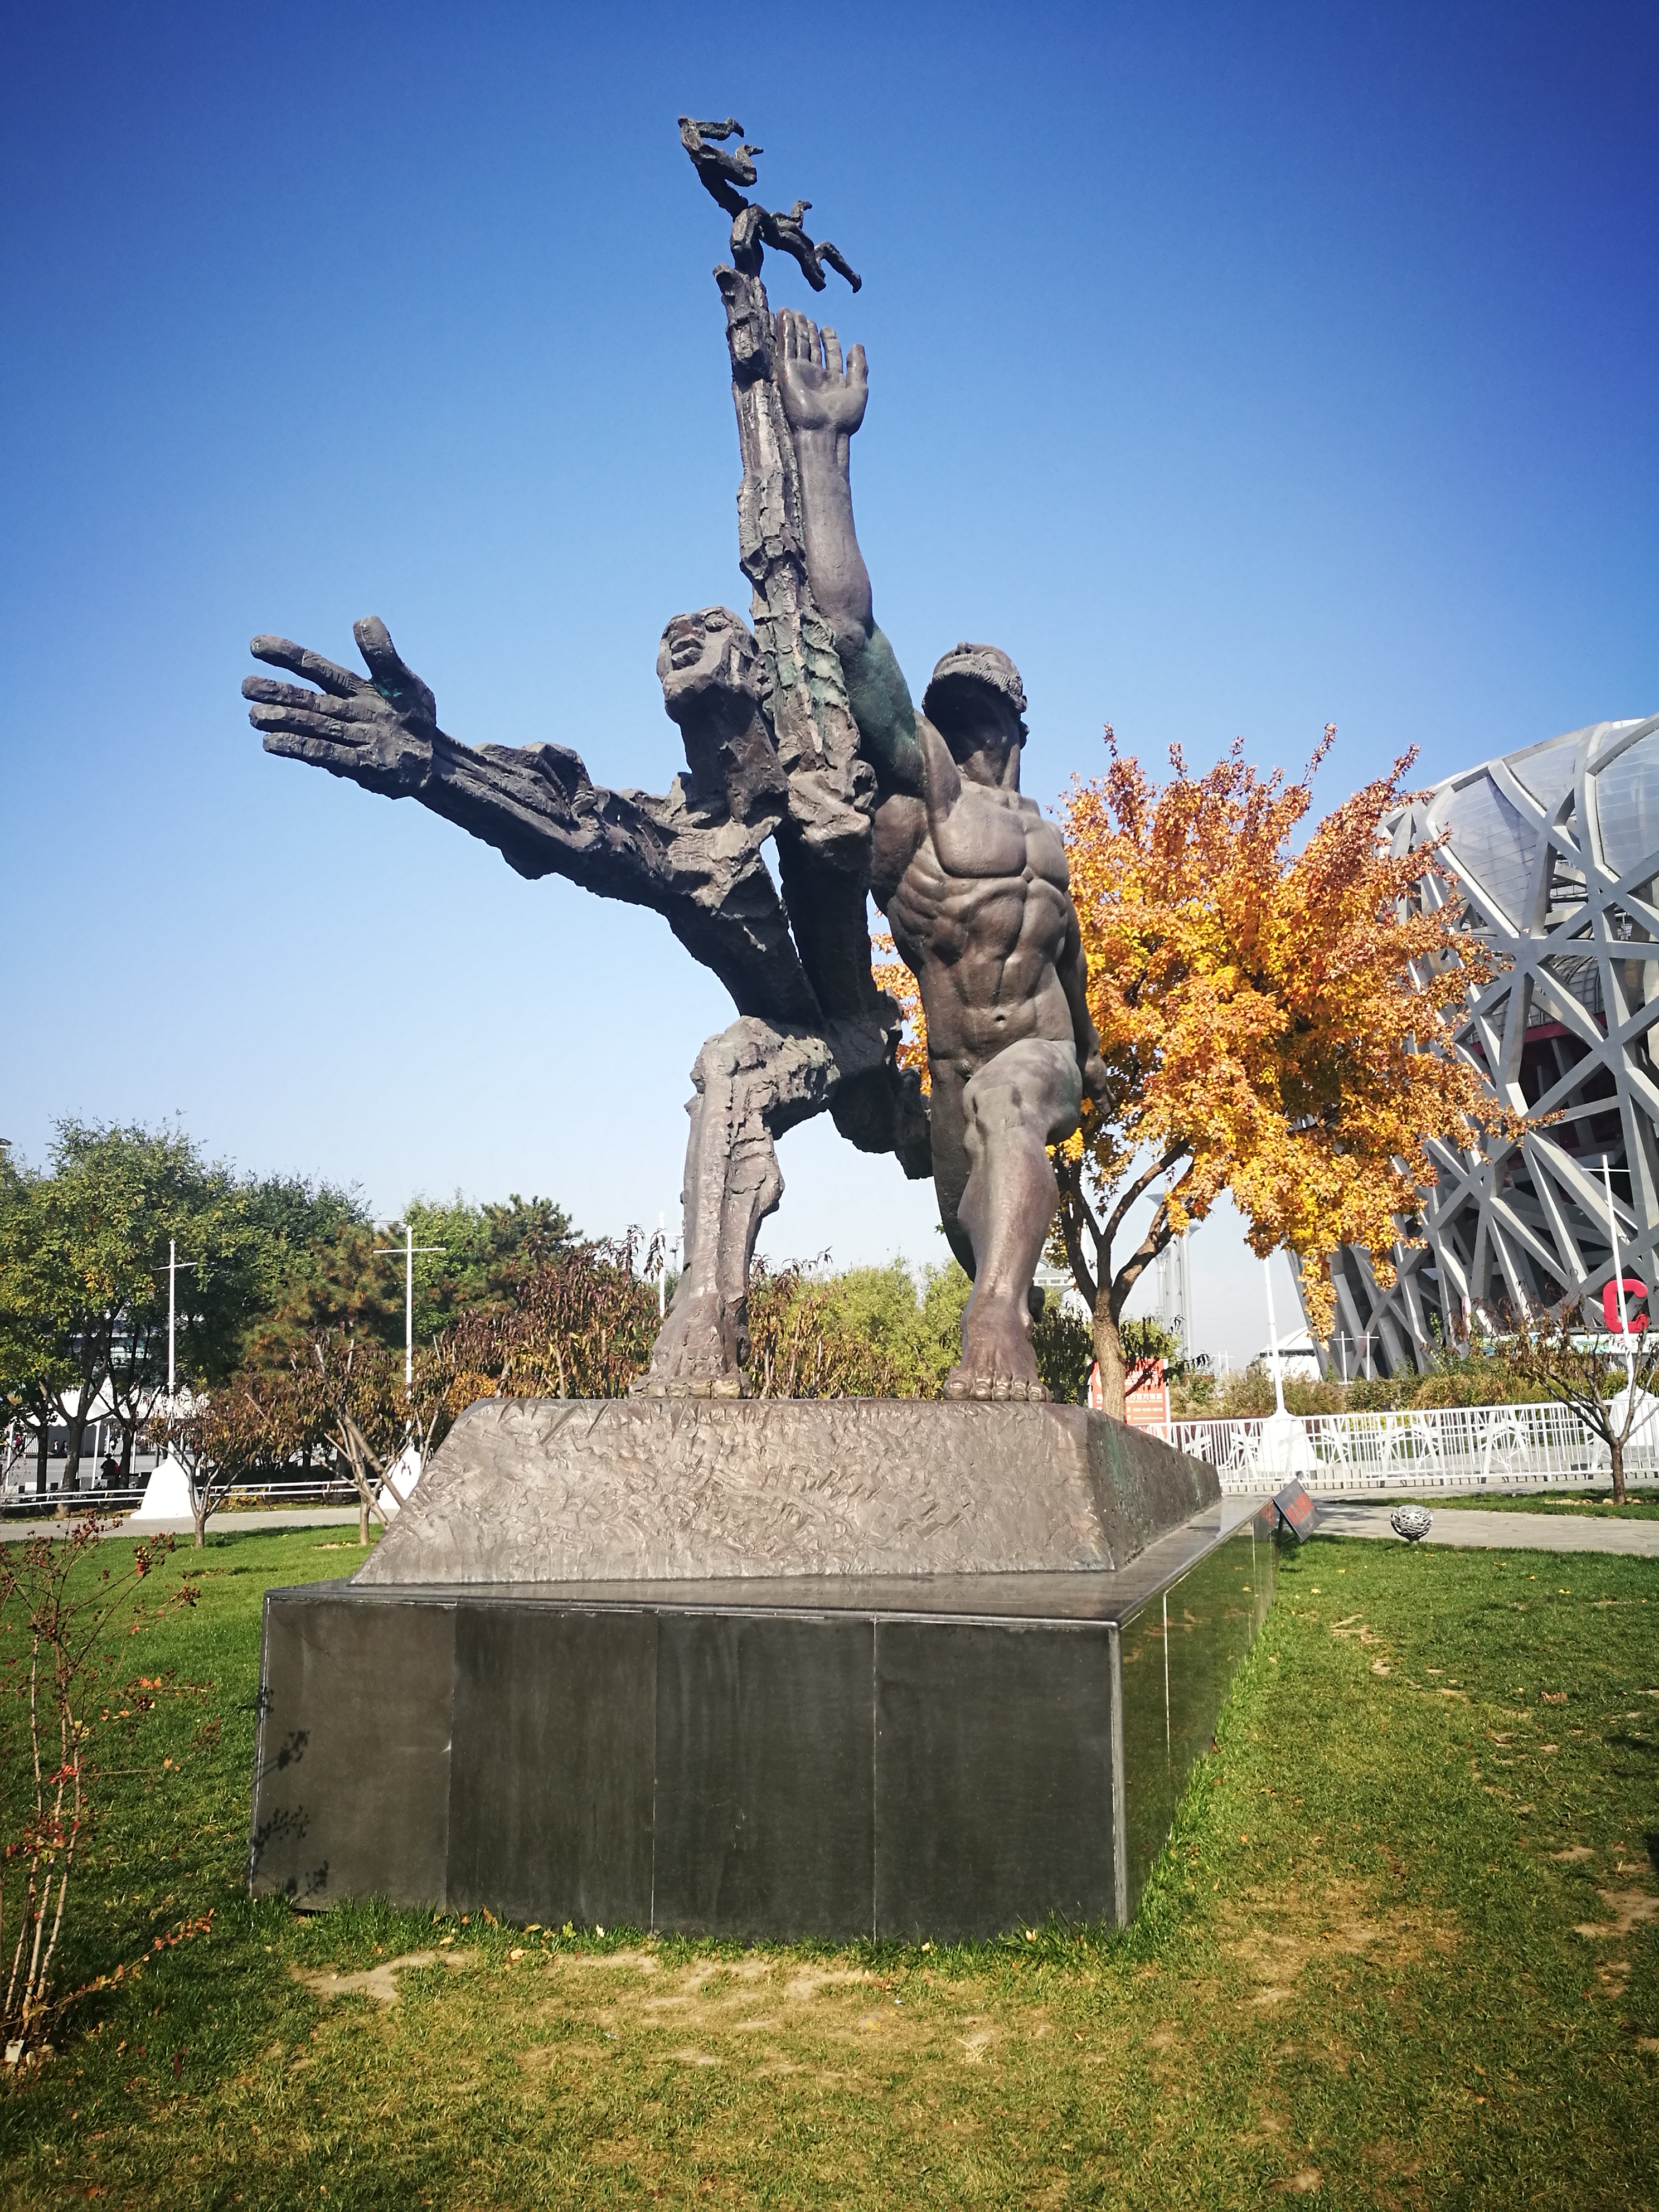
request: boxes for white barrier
[1157,1400,1659,1495]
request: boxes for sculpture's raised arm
[773,308,924,799]
[245,610,821,1027]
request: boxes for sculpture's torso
[875,779,1079,1075]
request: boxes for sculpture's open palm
[243,618,440,795]
[775,308,867,437]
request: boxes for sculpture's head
[922,643,1028,788]
[657,607,761,723]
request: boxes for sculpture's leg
[943,1039,1083,1403]
[633,1017,840,1396]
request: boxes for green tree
[246,1221,402,1360]
[241,1173,369,1324]
[1031,1296,1095,1405]
[399,1195,575,1341]
[0,1124,265,1497]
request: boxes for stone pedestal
[352,1397,1220,1585]
[249,1412,1277,1939]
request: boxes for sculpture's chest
[930,791,1069,887]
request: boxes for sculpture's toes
[639,1369,749,1399]
[634,1289,748,1396]
[948,1298,1046,1404]
[944,1360,1046,1403]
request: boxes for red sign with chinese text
[1091,1359,1170,1429]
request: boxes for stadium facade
[1306,714,1659,1379]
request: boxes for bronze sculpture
[244,122,1104,1402]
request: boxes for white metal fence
[1158,1401,1659,1493]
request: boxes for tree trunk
[118,1419,134,1481]
[59,1395,93,1517]
[1609,1432,1627,1506]
[1093,1304,1128,1422]
[192,1501,207,1550]
[34,1419,48,1497]
[358,1491,371,1546]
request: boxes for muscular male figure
[775,309,1109,1399]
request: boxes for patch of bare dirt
[550,1947,661,1977]
[1574,1889,1658,1939]
[520,1950,949,2082]
[291,1950,472,2004]
[1221,1881,1457,2011]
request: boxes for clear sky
[3,1,1655,1362]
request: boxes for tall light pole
[1602,1154,1636,1399]
[655,1211,682,1321]
[1262,1257,1288,1418]
[375,1223,446,1393]
[160,1239,203,1407]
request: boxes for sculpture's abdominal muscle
[887,821,1076,1075]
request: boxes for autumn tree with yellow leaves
[879,731,1519,1419]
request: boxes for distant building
[1258,1326,1321,1380]
[1304,714,1659,1377]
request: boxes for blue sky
[3,2,1655,1360]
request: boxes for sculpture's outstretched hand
[774,308,867,438]
[243,618,440,795]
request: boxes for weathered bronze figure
[244,121,1103,1401]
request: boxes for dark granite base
[250,1498,1277,1939]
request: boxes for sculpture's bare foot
[630,1287,747,1399]
[943,1298,1047,1403]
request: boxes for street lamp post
[1601,1154,1636,1398]
[655,1211,682,1321]
[374,1223,446,1394]
[162,1238,204,1406]
[1262,1258,1288,1418]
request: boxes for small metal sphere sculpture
[1389,1503,1433,1543]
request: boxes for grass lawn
[1403,1491,1659,1521]
[1,1525,1656,2209]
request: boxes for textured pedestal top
[355,1398,1221,1587]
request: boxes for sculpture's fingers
[802,316,821,367]
[248,701,370,749]
[249,635,363,697]
[847,342,868,389]
[778,307,798,359]
[822,327,843,379]
[254,724,363,772]
[245,680,390,727]
[242,675,348,713]
[353,616,438,724]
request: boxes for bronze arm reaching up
[245,125,953,1398]
[774,307,1110,1400]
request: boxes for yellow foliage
[1059,729,1521,1332]
[870,930,929,1092]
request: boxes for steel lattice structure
[1306,714,1659,1378]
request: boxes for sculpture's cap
[922,642,1027,733]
